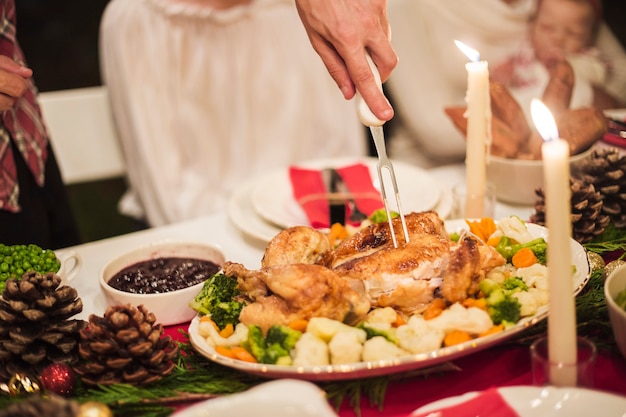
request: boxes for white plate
[228,177,283,244]
[229,167,453,243]
[604,108,626,120]
[189,220,590,381]
[411,385,626,416]
[250,157,441,229]
[173,379,338,417]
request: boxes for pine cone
[0,394,79,417]
[74,304,178,385]
[576,147,626,228]
[530,178,610,244]
[0,272,86,380]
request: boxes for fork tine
[371,126,410,247]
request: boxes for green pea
[0,263,7,273]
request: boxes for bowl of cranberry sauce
[99,241,225,325]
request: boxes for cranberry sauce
[108,257,220,294]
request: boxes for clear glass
[530,336,598,388]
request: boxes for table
[57,165,626,416]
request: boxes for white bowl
[486,146,594,205]
[99,240,225,326]
[604,263,626,359]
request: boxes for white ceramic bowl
[99,241,225,326]
[604,263,626,359]
[486,146,594,205]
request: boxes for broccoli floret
[266,325,302,351]
[358,323,398,344]
[189,273,244,329]
[369,209,399,224]
[478,278,501,297]
[242,324,267,362]
[502,276,528,293]
[495,237,547,265]
[486,288,521,325]
[242,324,301,364]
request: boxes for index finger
[348,46,397,123]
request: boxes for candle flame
[530,98,559,141]
[454,40,480,62]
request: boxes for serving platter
[188,220,591,381]
[249,157,442,230]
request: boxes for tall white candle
[531,99,577,386]
[455,41,490,218]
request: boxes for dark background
[14,0,626,93]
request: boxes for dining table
[57,163,626,416]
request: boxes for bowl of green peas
[605,263,626,359]
[0,244,81,293]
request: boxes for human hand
[0,55,32,112]
[295,0,397,122]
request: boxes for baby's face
[530,0,596,66]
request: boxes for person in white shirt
[99,0,367,227]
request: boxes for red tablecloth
[164,325,626,416]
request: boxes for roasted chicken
[225,211,505,326]
[223,261,370,333]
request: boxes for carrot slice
[231,347,258,363]
[423,298,446,320]
[443,330,473,346]
[512,247,538,268]
[215,345,237,359]
[219,323,234,338]
[288,319,309,332]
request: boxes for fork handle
[355,53,385,127]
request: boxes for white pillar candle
[532,99,577,386]
[455,41,490,218]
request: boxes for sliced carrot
[200,316,219,331]
[288,319,309,332]
[443,330,473,347]
[486,236,501,247]
[479,324,505,337]
[466,217,496,242]
[231,346,258,363]
[328,222,348,247]
[219,323,234,338]
[392,312,406,327]
[215,345,237,359]
[511,247,538,268]
[462,297,487,311]
[423,298,447,320]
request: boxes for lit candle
[455,40,490,218]
[530,99,577,386]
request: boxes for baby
[492,0,619,115]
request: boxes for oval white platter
[189,220,591,381]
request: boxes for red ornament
[39,363,75,396]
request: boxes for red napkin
[410,387,519,417]
[289,163,383,228]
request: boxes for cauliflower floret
[486,264,515,284]
[329,331,363,364]
[202,322,249,347]
[396,316,445,354]
[306,317,366,343]
[497,216,534,244]
[292,332,329,366]
[366,307,399,326]
[512,290,539,317]
[362,336,409,362]
[516,263,549,290]
[528,287,549,308]
[428,303,493,334]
